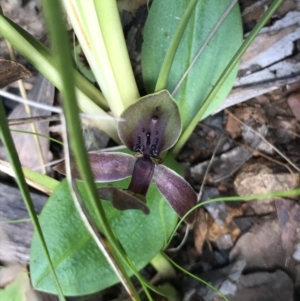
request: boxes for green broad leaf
[142,0,243,131]
[30,154,179,296]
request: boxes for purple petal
[54,152,136,182]
[128,157,155,196]
[118,90,181,157]
[152,164,197,224]
[98,186,150,214]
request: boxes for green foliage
[1,0,287,298]
[30,154,179,295]
[142,0,243,130]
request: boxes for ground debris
[0,74,54,174]
[0,182,47,263]
[0,59,32,88]
[234,159,300,215]
[287,92,300,121]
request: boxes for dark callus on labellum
[55,90,197,223]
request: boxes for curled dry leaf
[0,59,32,88]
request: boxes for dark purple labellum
[128,157,155,196]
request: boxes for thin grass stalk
[40,0,141,299]
[0,15,121,141]
[94,0,140,109]
[63,0,123,115]
[0,159,59,194]
[61,115,140,299]
[0,100,66,300]
[172,0,284,156]
[5,41,47,174]
[171,0,238,96]
[163,253,229,301]
[154,0,199,92]
[167,187,300,246]
[0,218,32,224]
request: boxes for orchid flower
[55,90,197,223]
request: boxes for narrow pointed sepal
[97,186,150,214]
[54,152,136,182]
[152,165,197,224]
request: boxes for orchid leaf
[54,152,135,182]
[30,153,179,296]
[142,0,242,131]
[118,90,181,156]
[152,164,196,224]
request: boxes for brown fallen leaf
[206,203,243,250]
[241,0,272,25]
[0,59,32,88]
[193,208,208,254]
[225,112,241,139]
[229,215,286,269]
[192,186,244,252]
[275,198,300,271]
[287,92,300,121]
[229,207,300,295]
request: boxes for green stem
[0,16,108,109]
[151,252,176,279]
[155,0,199,92]
[0,15,121,142]
[172,0,284,156]
[94,0,140,109]
[0,100,66,300]
[10,129,63,145]
[0,159,59,195]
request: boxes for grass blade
[154,0,199,92]
[172,0,285,156]
[0,100,66,300]
[40,0,141,298]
